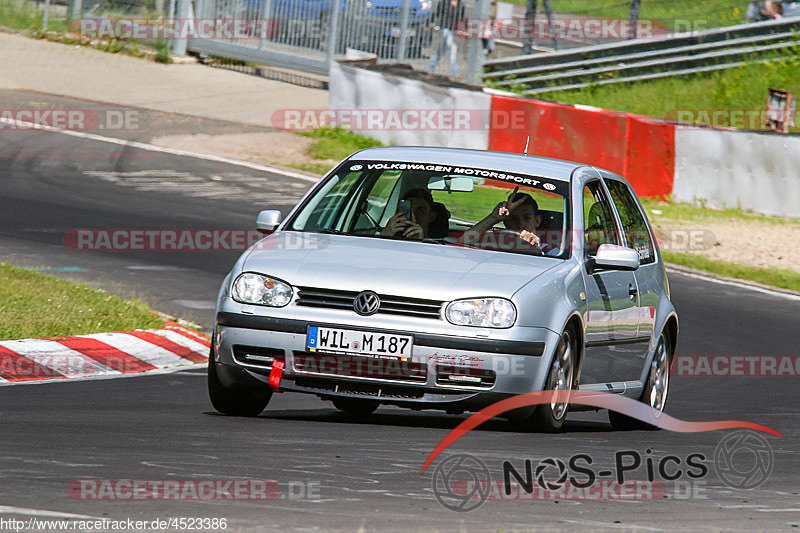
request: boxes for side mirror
[256,210,282,234]
[591,244,640,272]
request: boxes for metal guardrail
[482,16,800,93]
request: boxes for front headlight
[445,298,517,328]
[231,273,292,307]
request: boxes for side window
[605,180,655,265]
[294,171,363,231]
[583,181,620,255]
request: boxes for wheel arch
[560,312,585,387]
[663,313,679,355]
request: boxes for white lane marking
[156,329,210,354]
[0,116,320,183]
[82,170,307,203]
[756,508,800,512]
[0,339,115,377]
[561,519,662,531]
[666,267,800,302]
[172,299,216,310]
[0,363,205,387]
[75,332,185,368]
[126,265,187,271]
[0,505,101,519]
[718,504,770,509]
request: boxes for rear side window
[605,180,655,265]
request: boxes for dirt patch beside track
[151,131,335,175]
[652,218,800,274]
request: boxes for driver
[380,189,438,240]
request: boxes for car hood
[240,231,560,300]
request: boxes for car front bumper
[213,309,559,412]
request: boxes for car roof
[350,146,587,182]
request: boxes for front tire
[208,348,272,417]
[609,332,672,430]
[529,327,576,433]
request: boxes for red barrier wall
[488,95,675,197]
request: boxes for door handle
[628,284,638,299]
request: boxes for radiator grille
[295,287,443,319]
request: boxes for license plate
[307,326,413,359]
[388,27,415,38]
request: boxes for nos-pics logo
[431,430,774,512]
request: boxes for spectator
[746,0,783,21]
[482,18,498,57]
[482,0,498,57]
[766,0,784,18]
[429,0,466,76]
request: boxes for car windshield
[287,160,571,257]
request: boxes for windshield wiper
[315,229,348,235]
[421,238,449,245]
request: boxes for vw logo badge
[353,291,380,316]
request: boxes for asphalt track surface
[1,91,799,532]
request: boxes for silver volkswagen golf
[209,147,678,432]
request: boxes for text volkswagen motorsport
[209,147,678,432]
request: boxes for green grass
[301,127,385,162]
[0,262,164,341]
[0,0,66,32]
[0,0,169,61]
[432,185,564,222]
[286,127,385,175]
[640,197,800,226]
[503,0,748,30]
[662,251,800,293]
[154,38,172,64]
[286,162,338,175]
[527,55,800,132]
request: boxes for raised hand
[382,211,411,236]
[403,223,424,239]
[493,187,525,221]
[519,230,541,247]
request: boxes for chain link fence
[187,0,488,81]
[8,0,488,81]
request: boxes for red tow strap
[268,360,284,392]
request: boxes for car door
[579,180,642,386]
[604,177,658,351]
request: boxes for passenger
[470,189,544,248]
[381,188,438,240]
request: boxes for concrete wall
[330,62,800,218]
[329,62,491,150]
[673,128,800,218]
